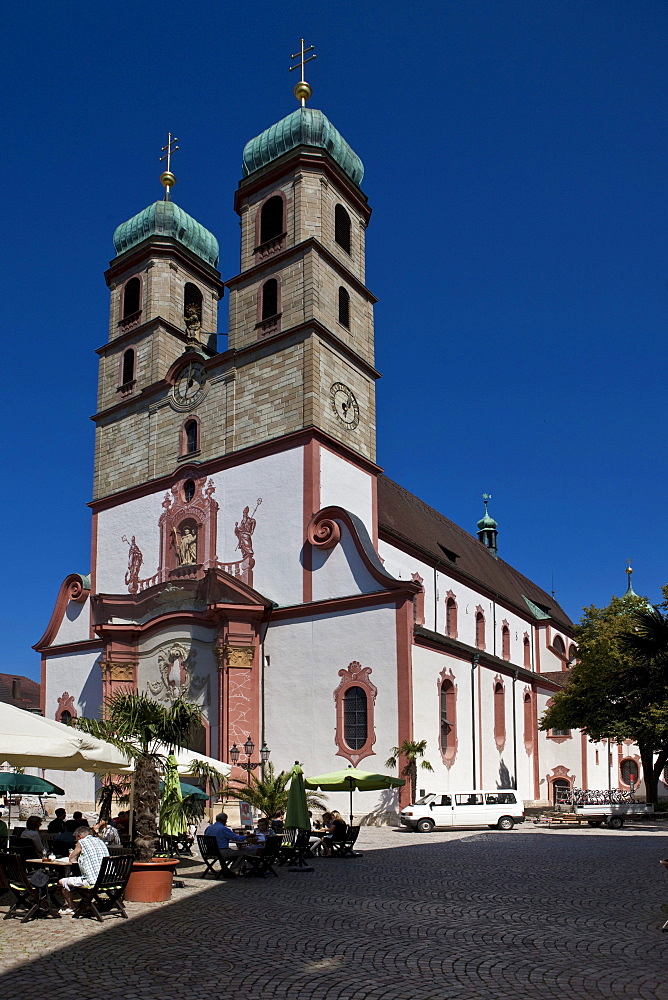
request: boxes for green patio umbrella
[0,773,65,828]
[285,762,310,831]
[159,754,187,837]
[304,766,405,825]
[158,779,208,801]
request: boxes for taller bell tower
[225,74,378,463]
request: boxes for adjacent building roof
[0,673,41,713]
[113,200,219,267]
[242,107,364,187]
[377,476,573,631]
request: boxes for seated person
[92,819,121,845]
[319,811,347,855]
[48,808,67,833]
[113,812,130,837]
[204,812,245,868]
[58,827,109,915]
[253,818,273,843]
[64,811,89,833]
[20,815,45,855]
[271,810,285,834]
[51,829,76,856]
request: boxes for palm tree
[225,762,327,819]
[385,740,434,803]
[620,606,668,665]
[76,692,208,860]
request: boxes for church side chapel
[36,45,629,815]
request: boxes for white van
[400,790,525,832]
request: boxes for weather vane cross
[289,38,316,106]
[159,132,179,201]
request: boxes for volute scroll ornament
[307,511,341,550]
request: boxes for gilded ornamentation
[225,646,254,668]
[101,662,135,682]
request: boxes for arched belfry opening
[260,196,284,244]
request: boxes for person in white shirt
[58,827,109,915]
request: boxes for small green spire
[477,493,498,557]
[625,561,637,598]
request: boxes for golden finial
[289,38,316,106]
[626,559,633,576]
[159,133,179,201]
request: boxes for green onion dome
[113,200,219,267]
[242,107,364,187]
[477,512,498,531]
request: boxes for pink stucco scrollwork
[307,512,341,550]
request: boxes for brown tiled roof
[377,475,573,631]
[0,673,41,713]
[539,670,571,688]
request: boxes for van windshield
[415,794,435,804]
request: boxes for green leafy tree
[385,740,434,803]
[76,693,211,860]
[540,593,668,804]
[225,762,327,818]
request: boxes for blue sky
[3,1,666,680]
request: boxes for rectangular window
[551,729,570,737]
[455,793,483,806]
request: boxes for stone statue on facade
[173,524,197,565]
[234,504,259,560]
[184,302,202,339]
[122,534,143,594]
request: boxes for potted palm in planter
[77,692,221,902]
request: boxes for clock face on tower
[330,382,360,429]
[172,361,207,407]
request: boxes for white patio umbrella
[0,703,130,772]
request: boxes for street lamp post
[229,735,270,784]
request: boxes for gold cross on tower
[290,38,316,106]
[159,132,179,201]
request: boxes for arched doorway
[552,778,570,805]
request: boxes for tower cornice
[223,235,378,304]
[104,235,224,294]
[234,148,371,223]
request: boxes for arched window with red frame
[475,609,486,650]
[333,661,377,766]
[439,674,457,766]
[523,691,534,753]
[501,622,510,661]
[523,634,531,669]
[446,595,458,638]
[493,679,506,750]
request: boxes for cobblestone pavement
[0,823,666,1000]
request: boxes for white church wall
[311,522,380,601]
[411,644,474,795]
[95,491,168,594]
[377,541,435,630]
[319,446,373,535]
[210,446,303,607]
[43,649,105,811]
[53,597,92,646]
[264,604,398,816]
[536,688,584,793]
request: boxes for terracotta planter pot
[124,858,179,903]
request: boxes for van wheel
[416,819,434,833]
[607,816,624,830]
[497,816,514,831]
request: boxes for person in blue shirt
[204,812,246,866]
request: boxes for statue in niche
[173,524,197,566]
[234,500,261,560]
[122,534,143,594]
[184,302,202,339]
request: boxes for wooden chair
[72,854,134,922]
[240,837,280,878]
[0,853,61,922]
[196,835,238,879]
[329,825,361,857]
[277,828,298,865]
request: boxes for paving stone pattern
[0,825,666,1000]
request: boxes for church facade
[35,94,638,815]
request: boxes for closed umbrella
[159,754,186,837]
[305,766,405,825]
[285,762,313,872]
[285,762,309,831]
